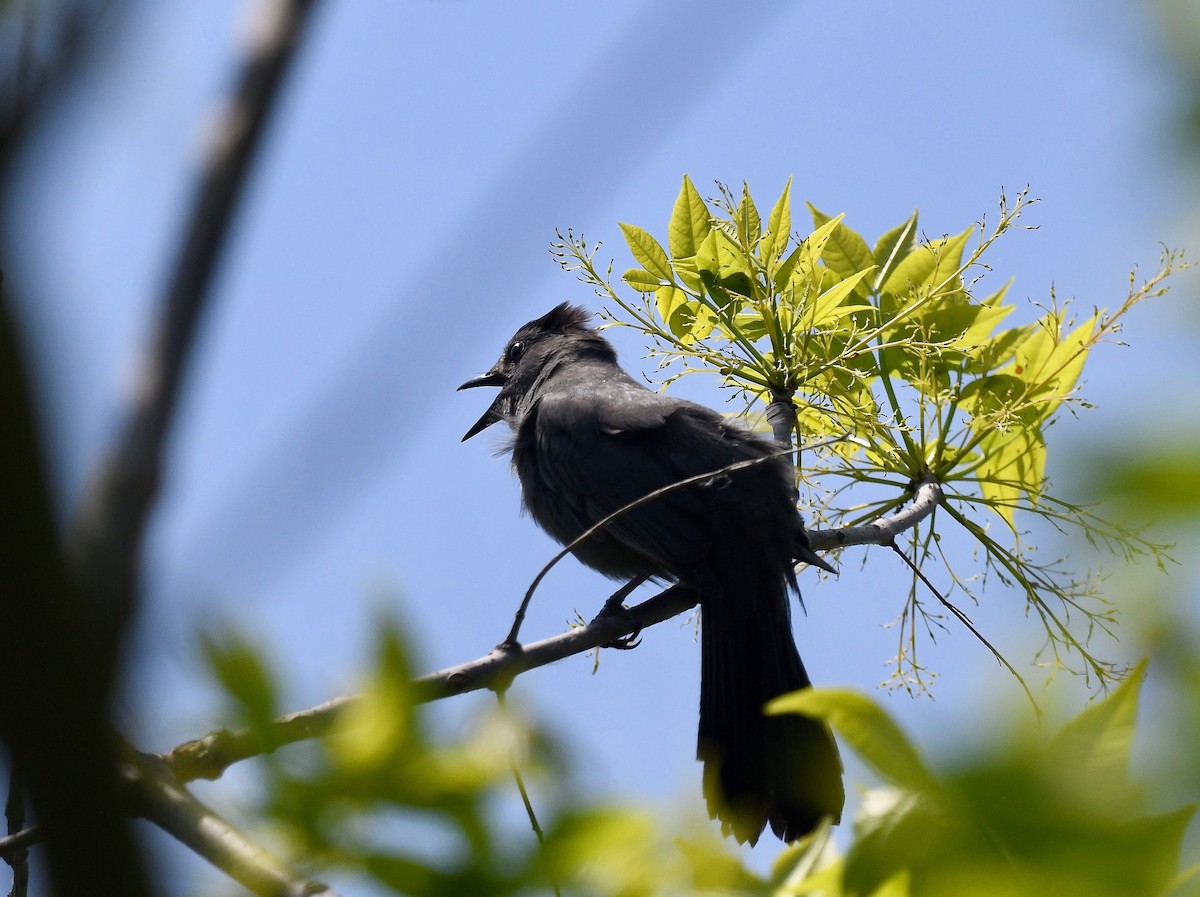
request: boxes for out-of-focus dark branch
[0,0,113,157]
[1,1,323,893]
[0,287,154,895]
[68,0,324,667]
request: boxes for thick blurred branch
[1,0,323,894]
[127,752,339,897]
[0,290,154,894]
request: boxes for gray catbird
[459,302,844,844]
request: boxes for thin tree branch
[0,0,113,155]
[807,475,943,552]
[886,540,1037,709]
[162,478,944,784]
[126,752,339,897]
[0,825,40,862]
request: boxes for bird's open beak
[458,371,507,441]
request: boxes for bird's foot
[592,595,642,650]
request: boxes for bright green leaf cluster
[553,177,1184,693]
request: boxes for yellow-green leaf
[622,267,663,293]
[881,225,975,307]
[805,268,877,328]
[768,688,935,790]
[696,227,754,297]
[975,426,1047,521]
[781,215,847,298]
[872,212,918,291]
[657,286,717,343]
[761,177,793,263]
[736,181,761,246]
[620,222,673,281]
[1009,311,1097,412]
[808,202,875,281]
[669,175,711,257]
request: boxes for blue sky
[6,0,1199,887]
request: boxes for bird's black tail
[698,582,844,844]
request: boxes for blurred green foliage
[202,623,1197,896]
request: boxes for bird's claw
[592,598,642,650]
[602,630,642,650]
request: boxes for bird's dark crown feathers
[530,302,594,334]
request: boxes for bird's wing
[522,387,753,578]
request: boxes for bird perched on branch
[459,302,843,844]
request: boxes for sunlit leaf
[762,177,794,264]
[805,268,877,329]
[872,212,917,291]
[620,222,673,281]
[657,285,717,343]
[696,227,754,298]
[669,174,711,257]
[768,688,935,790]
[880,225,974,318]
[808,202,875,282]
[1007,310,1097,417]
[736,181,761,246]
[622,267,663,292]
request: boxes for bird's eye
[506,341,525,363]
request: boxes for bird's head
[458,302,613,441]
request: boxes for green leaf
[669,175,711,257]
[880,225,975,309]
[768,688,935,790]
[657,286,716,343]
[974,425,1047,521]
[801,213,846,270]
[872,212,918,292]
[805,268,877,328]
[735,181,761,246]
[201,629,278,724]
[808,202,876,281]
[696,228,754,298]
[1008,311,1097,414]
[779,214,848,297]
[622,267,664,293]
[761,177,793,264]
[1046,658,1146,787]
[620,222,673,281]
